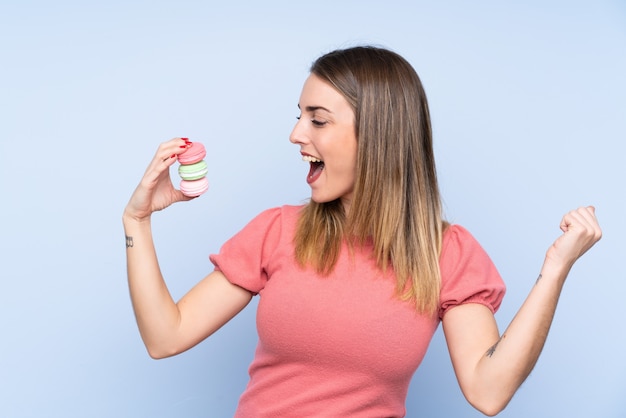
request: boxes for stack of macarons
[177,141,209,197]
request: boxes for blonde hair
[295,46,446,314]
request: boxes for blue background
[1,1,624,417]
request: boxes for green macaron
[178,160,208,181]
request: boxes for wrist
[122,210,152,229]
[539,256,573,285]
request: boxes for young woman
[123,46,602,417]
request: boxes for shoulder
[442,224,481,254]
[251,204,304,226]
[440,223,497,276]
[237,204,305,240]
[278,204,305,219]
[439,224,506,317]
[443,223,474,239]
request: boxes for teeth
[302,155,322,163]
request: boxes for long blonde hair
[294,46,446,314]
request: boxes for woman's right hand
[123,137,193,222]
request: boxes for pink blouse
[210,205,505,417]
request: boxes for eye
[311,119,327,127]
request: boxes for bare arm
[123,138,252,359]
[442,207,602,416]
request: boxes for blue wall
[1,1,624,416]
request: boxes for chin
[309,196,344,208]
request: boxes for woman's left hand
[545,206,602,271]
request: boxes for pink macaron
[178,142,207,165]
[180,177,209,197]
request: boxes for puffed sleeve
[438,224,506,319]
[209,207,284,294]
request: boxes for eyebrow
[298,104,333,113]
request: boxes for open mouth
[302,155,325,183]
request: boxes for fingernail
[170,154,176,159]
[180,145,187,148]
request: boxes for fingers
[560,207,602,238]
[558,206,603,262]
[142,137,192,181]
[156,137,192,164]
[133,137,194,202]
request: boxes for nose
[289,118,307,145]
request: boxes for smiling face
[289,74,358,211]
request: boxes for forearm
[123,214,182,356]
[474,260,571,411]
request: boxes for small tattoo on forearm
[126,235,134,248]
[536,273,543,284]
[486,336,504,358]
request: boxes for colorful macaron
[178,142,206,165]
[180,177,209,197]
[178,160,208,181]
[178,140,209,197]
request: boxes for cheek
[334,156,358,187]
[346,143,358,174]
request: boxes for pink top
[210,205,505,417]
